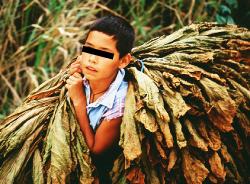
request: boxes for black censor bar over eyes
[82,46,114,59]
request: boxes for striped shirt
[83,69,128,131]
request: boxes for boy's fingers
[70,64,80,70]
[68,69,76,75]
[69,67,81,75]
[70,62,81,69]
[71,58,80,67]
[73,72,82,78]
[70,59,80,68]
[71,61,80,66]
[66,78,73,84]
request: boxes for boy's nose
[89,54,97,63]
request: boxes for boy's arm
[74,101,122,154]
[66,72,122,155]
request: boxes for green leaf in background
[225,0,238,9]
[215,14,224,24]
[219,4,232,15]
[226,16,235,24]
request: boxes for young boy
[65,15,135,183]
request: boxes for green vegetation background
[0,0,249,118]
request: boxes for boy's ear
[118,53,131,69]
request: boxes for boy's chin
[84,74,99,81]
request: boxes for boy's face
[79,31,128,82]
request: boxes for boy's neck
[89,70,118,94]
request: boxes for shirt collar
[83,69,126,109]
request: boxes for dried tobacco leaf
[184,119,208,151]
[236,110,250,137]
[208,152,226,181]
[126,167,145,184]
[197,120,221,151]
[231,131,243,150]
[154,136,167,160]
[0,96,58,129]
[26,69,68,99]
[128,68,170,123]
[46,98,75,183]
[32,148,44,184]
[145,138,160,166]
[147,70,190,119]
[129,68,173,148]
[156,116,173,148]
[134,107,158,133]
[200,77,236,132]
[173,118,187,149]
[182,148,209,184]
[68,98,94,183]
[120,82,142,163]
[207,125,221,151]
[111,154,126,183]
[0,106,48,146]
[4,107,52,158]
[167,149,177,172]
[219,144,243,183]
[141,140,161,184]
[0,125,44,183]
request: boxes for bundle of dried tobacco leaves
[0,68,95,184]
[113,22,250,184]
[0,23,249,184]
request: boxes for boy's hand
[65,72,85,106]
[68,56,82,75]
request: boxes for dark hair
[86,15,135,58]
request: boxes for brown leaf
[167,149,177,172]
[207,126,221,151]
[228,79,250,102]
[182,148,209,184]
[27,80,65,100]
[232,131,243,150]
[111,154,126,184]
[209,152,226,181]
[120,82,142,164]
[134,107,158,133]
[219,144,243,182]
[47,99,75,183]
[200,77,236,132]
[173,118,187,149]
[227,39,250,51]
[220,144,231,163]
[129,68,173,148]
[32,148,44,184]
[208,173,218,184]
[154,136,167,160]
[153,131,169,161]
[126,167,145,184]
[0,125,44,183]
[185,119,208,151]
[149,70,190,119]
[197,120,221,151]
[236,111,250,137]
[145,138,160,166]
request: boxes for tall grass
[0,0,102,117]
[0,0,246,118]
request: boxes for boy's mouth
[86,66,97,72]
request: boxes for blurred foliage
[0,0,249,118]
